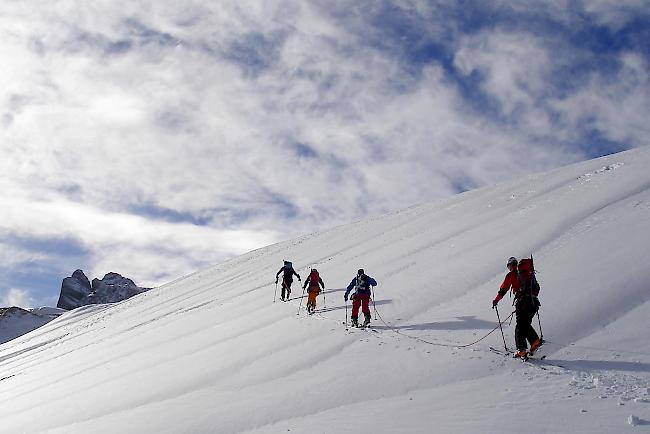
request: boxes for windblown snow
[1,148,650,433]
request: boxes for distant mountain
[0,306,66,345]
[57,270,150,310]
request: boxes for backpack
[309,269,320,283]
[355,274,371,294]
[284,261,293,269]
[517,258,540,298]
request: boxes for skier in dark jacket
[344,269,377,327]
[276,261,301,302]
[492,257,542,358]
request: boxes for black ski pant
[515,300,539,351]
[281,277,293,299]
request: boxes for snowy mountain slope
[1,148,650,433]
[0,307,65,345]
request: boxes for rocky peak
[57,270,150,310]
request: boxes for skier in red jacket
[492,257,542,358]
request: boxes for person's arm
[344,278,355,300]
[368,277,377,287]
[493,272,515,306]
[319,277,324,289]
[293,269,301,281]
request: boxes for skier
[344,269,377,327]
[303,268,325,314]
[276,261,301,302]
[492,257,542,358]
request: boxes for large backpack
[355,274,371,294]
[309,269,320,284]
[517,258,540,298]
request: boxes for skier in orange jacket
[303,268,324,314]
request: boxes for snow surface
[1,148,650,433]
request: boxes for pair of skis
[489,346,565,371]
[343,321,377,332]
[489,346,546,362]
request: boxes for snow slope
[1,148,650,433]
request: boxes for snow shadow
[630,417,650,426]
[380,316,499,331]
[544,359,650,373]
[315,299,393,314]
[285,288,347,301]
[325,287,351,294]
[0,338,59,363]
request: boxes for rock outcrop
[88,272,149,305]
[57,269,92,310]
[57,270,150,310]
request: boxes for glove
[344,294,348,302]
[275,279,278,284]
[492,299,498,309]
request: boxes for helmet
[357,268,364,276]
[507,257,518,268]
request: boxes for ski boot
[350,318,358,327]
[362,314,371,327]
[529,338,543,356]
[514,349,528,359]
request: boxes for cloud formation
[1,1,648,304]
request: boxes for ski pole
[537,309,544,341]
[322,287,326,311]
[494,305,509,352]
[273,281,278,303]
[345,298,349,330]
[371,286,377,320]
[297,285,306,316]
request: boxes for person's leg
[307,291,317,312]
[523,308,540,346]
[351,295,361,325]
[514,315,528,352]
[361,294,371,325]
[284,277,293,299]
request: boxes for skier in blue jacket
[344,269,377,327]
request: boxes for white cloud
[551,52,650,146]
[1,287,36,308]
[0,1,647,296]
[0,190,279,287]
[454,31,551,117]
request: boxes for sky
[1,0,649,308]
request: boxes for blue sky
[1,1,649,307]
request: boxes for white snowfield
[1,148,650,433]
